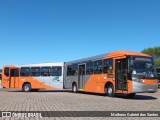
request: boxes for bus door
[10,68,19,88]
[115,59,128,91]
[78,64,85,90]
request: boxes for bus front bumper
[131,81,158,93]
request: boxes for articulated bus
[2,63,64,92]
[1,50,158,97]
[64,50,158,97]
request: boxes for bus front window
[130,57,156,82]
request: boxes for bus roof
[3,62,64,68]
[19,62,64,67]
[67,53,107,65]
[67,50,151,64]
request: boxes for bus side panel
[19,76,53,89]
[84,74,98,93]
[65,73,115,93]
[2,76,10,88]
[2,72,9,88]
[50,76,63,89]
[19,65,64,90]
[10,76,19,88]
[84,74,114,93]
[64,76,78,89]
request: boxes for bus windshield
[130,57,156,79]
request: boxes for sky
[0,0,160,68]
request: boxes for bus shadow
[7,89,72,93]
[38,90,72,92]
[75,91,106,96]
[6,89,158,100]
[115,94,157,100]
[75,92,157,100]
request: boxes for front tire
[107,84,115,97]
[22,84,31,92]
[72,83,77,93]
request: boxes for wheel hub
[25,86,29,91]
[73,86,76,91]
[108,87,112,94]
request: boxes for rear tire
[107,84,115,97]
[22,84,31,92]
[72,83,77,93]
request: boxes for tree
[142,46,160,67]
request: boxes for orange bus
[64,50,158,97]
[2,63,64,92]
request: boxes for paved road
[0,88,160,120]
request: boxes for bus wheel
[23,84,31,92]
[107,84,115,97]
[72,83,77,93]
[127,93,136,98]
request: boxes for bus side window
[20,67,30,76]
[103,59,113,73]
[94,60,102,74]
[86,61,93,75]
[30,67,41,77]
[41,67,51,76]
[4,67,9,76]
[51,66,62,76]
[72,64,78,76]
[67,65,72,76]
